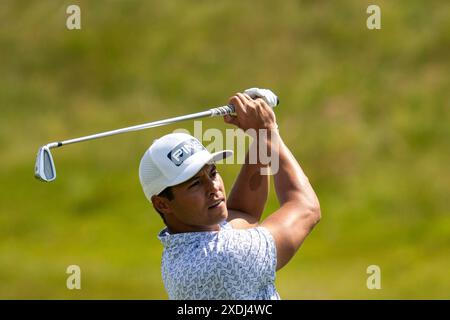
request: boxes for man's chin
[209,207,228,225]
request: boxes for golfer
[139,90,321,300]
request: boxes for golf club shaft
[46,105,235,149]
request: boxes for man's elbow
[289,190,321,225]
[305,200,321,229]
[311,202,321,225]
[290,198,321,231]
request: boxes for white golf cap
[139,133,233,201]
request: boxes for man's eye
[189,180,200,188]
[211,170,218,177]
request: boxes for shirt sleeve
[216,226,277,298]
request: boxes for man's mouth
[208,199,224,209]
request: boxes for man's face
[164,163,228,231]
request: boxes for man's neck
[167,223,221,234]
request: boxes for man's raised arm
[225,140,269,223]
[261,128,321,271]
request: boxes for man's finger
[243,93,253,101]
[229,95,246,117]
[236,92,252,104]
[223,114,239,127]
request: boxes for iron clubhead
[35,146,56,182]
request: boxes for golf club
[35,94,279,182]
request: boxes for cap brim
[166,149,233,188]
[210,150,233,163]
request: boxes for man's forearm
[270,130,319,209]
[226,138,269,221]
[259,128,320,270]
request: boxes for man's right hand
[224,92,278,132]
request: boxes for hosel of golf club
[45,142,60,149]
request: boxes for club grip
[210,96,279,117]
[210,105,235,116]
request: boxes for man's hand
[224,92,278,131]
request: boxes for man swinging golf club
[139,89,321,300]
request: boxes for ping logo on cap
[167,139,206,166]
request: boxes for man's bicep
[261,203,319,271]
[227,209,259,229]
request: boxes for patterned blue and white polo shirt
[158,220,280,300]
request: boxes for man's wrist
[263,122,279,132]
[266,124,280,138]
[251,125,280,152]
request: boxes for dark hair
[154,187,174,224]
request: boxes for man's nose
[206,177,220,194]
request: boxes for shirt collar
[157,220,230,247]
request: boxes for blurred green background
[1,0,449,299]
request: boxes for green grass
[0,0,449,299]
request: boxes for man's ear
[151,195,172,215]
